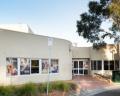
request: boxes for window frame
[91,60,102,70]
[31,59,40,74]
[18,57,31,76]
[6,57,59,76]
[6,57,18,76]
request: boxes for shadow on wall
[102,44,117,60]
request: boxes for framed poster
[20,58,30,75]
[6,58,18,76]
[41,59,49,74]
[50,59,59,73]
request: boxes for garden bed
[0,81,77,96]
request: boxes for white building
[0,24,119,85]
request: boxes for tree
[77,0,120,49]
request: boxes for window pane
[6,58,18,76]
[41,59,48,74]
[91,61,97,70]
[74,61,78,68]
[31,60,39,74]
[110,61,114,70]
[84,70,88,75]
[104,61,109,70]
[20,58,30,75]
[74,70,78,74]
[50,59,59,73]
[79,70,83,74]
[97,61,102,70]
[115,60,119,70]
[79,61,83,68]
[94,61,97,70]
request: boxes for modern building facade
[0,24,119,85]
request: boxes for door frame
[72,59,89,75]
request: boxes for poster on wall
[20,58,30,75]
[50,59,59,73]
[41,59,49,74]
[6,58,18,76]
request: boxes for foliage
[77,0,120,49]
[0,82,76,96]
[38,81,75,93]
[51,81,71,91]
[0,86,15,96]
[109,0,120,36]
[38,82,52,93]
[112,71,120,82]
[16,83,37,96]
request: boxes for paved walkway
[70,75,113,96]
[72,75,112,89]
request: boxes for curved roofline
[0,28,72,44]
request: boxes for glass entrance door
[79,61,84,75]
[73,60,89,75]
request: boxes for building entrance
[72,59,89,75]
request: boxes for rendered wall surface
[0,30,72,85]
[72,47,90,58]
[72,46,118,75]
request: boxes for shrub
[53,81,70,91]
[0,81,76,96]
[0,86,15,96]
[38,83,52,93]
[68,82,77,90]
[38,81,75,93]
[16,83,37,96]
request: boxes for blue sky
[0,0,93,46]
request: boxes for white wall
[90,46,117,60]
[0,29,72,85]
[72,47,90,58]
[72,46,117,76]
[72,46,117,60]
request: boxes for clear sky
[0,0,93,46]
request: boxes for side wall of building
[0,30,72,85]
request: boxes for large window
[6,57,59,75]
[91,61,96,70]
[91,60,117,71]
[31,60,39,74]
[20,58,30,75]
[98,61,102,70]
[50,59,59,73]
[6,58,18,76]
[104,60,115,70]
[91,60,102,70]
[104,61,109,70]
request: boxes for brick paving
[72,75,112,89]
[70,75,120,96]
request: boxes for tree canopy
[77,0,120,49]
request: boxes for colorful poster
[41,59,49,74]
[6,58,18,76]
[50,59,59,73]
[20,58,30,75]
